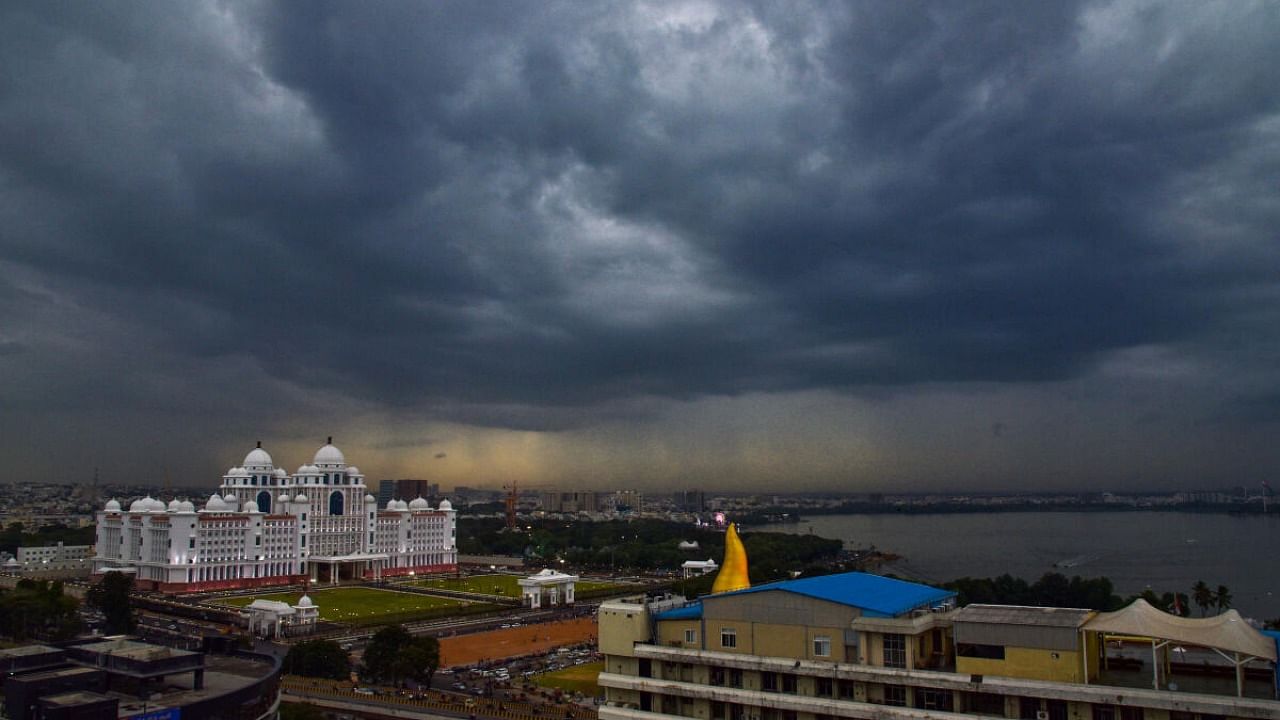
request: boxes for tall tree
[283,640,351,680]
[361,625,439,687]
[1214,585,1233,612]
[1192,580,1213,617]
[86,571,135,634]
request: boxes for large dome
[243,445,273,468]
[313,440,346,467]
[409,497,430,511]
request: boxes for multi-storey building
[92,440,457,593]
[599,572,1280,720]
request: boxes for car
[453,682,468,691]
[354,688,375,696]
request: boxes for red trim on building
[373,563,458,579]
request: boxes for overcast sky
[2,1,1278,493]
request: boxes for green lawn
[411,573,522,596]
[534,661,603,696]
[214,587,483,624]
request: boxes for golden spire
[711,522,750,593]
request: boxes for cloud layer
[2,1,1278,491]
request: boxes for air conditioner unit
[1036,711,1050,720]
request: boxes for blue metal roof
[719,572,955,618]
[655,601,703,621]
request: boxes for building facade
[599,572,1280,720]
[93,441,457,593]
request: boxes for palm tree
[1192,580,1213,617]
[1214,585,1233,612]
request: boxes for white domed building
[93,439,458,593]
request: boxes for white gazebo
[682,559,718,578]
[518,568,579,608]
[243,594,320,638]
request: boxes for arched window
[329,491,344,516]
[256,491,271,514]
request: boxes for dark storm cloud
[1,1,1279,485]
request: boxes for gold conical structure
[710,522,750,593]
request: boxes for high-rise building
[541,491,601,513]
[673,489,706,513]
[93,440,457,592]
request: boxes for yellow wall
[957,646,1086,683]
[656,619,702,649]
[599,604,652,657]
[687,620,847,660]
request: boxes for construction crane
[502,481,548,530]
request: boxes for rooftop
[722,571,956,618]
[954,604,1095,628]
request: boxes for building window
[883,634,906,668]
[813,635,831,657]
[815,677,833,697]
[915,688,952,711]
[710,668,725,686]
[762,671,778,692]
[684,628,697,644]
[721,627,737,648]
[969,693,1006,716]
[729,669,742,688]
[1046,700,1067,720]
[883,685,906,707]
[958,643,1006,660]
[837,680,855,699]
[781,674,796,693]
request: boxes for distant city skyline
[2,3,1279,492]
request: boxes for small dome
[297,594,314,608]
[104,499,121,512]
[409,497,430,511]
[222,493,237,504]
[150,498,167,512]
[206,494,228,512]
[364,494,376,503]
[346,465,361,475]
[243,445,273,468]
[293,493,309,503]
[278,493,291,503]
[243,500,259,513]
[438,499,453,511]
[179,500,195,512]
[297,464,318,475]
[228,466,250,477]
[273,468,287,478]
[313,441,346,466]
[168,499,181,512]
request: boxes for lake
[765,511,1280,620]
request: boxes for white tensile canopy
[1082,598,1276,695]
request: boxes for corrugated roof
[655,601,703,621]
[954,604,1094,628]
[718,572,956,617]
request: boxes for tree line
[458,517,842,577]
[943,572,1236,617]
